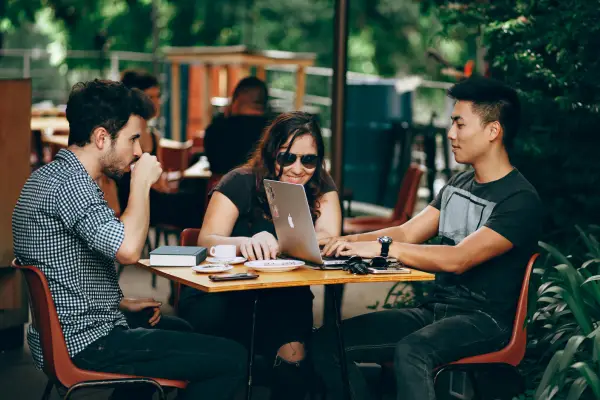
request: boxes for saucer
[206,256,247,264]
[192,264,233,273]
[244,260,305,273]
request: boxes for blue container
[163,63,189,141]
[343,79,413,207]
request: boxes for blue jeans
[312,303,511,400]
[72,315,247,400]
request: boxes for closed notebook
[150,246,207,267]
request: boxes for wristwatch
[378,236,393,257]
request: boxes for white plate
[191,264,233,273]
[206,256,247,264]
[244,260,305,272]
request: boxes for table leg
[326,284,351,399]
[246,292,259,400]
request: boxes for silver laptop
[264,179,348,269]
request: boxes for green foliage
[3,0,469,78]
[525,227,600,399]
[423,0,600,246]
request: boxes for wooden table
[31,117,70,132]
[136,259,434,398]
[136,259,433,292]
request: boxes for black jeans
[312,303,511,400]
[72,313,247,400]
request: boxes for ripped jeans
[312,303,511,400]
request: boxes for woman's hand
[241,231,279,260]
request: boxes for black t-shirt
[428,168,543,325]
[204,115,270,175]
[213,167,337,238]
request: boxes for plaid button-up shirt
[12,149,128,369]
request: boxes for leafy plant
[529,226,600,399]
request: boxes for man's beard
[103,164,125,180]
[101,147,130,180]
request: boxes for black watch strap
[381,242,390,257]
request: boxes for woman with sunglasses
[178,111,341,400]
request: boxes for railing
[0,48,452,129]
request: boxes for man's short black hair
[232,76,269,111]
[448,76,521,148]
[66,79,155,147]
[120,69,160,91]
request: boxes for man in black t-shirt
[204,77,270,175]
[315,77,542,400]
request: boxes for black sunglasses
[276,152,319,169]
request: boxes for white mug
[210,245,236,258]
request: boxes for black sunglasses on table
[276,152,319,169]
[342,256,389,275]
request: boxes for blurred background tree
[1,0,471,77]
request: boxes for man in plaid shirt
[13,80,246,399]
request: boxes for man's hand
[325,240,381,258]
[119,297,162,326]
[241,231,279,260]
[319,235,358,257]
[131,153,163,190]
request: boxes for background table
[136,259,434,399]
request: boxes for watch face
[379,236,392,244]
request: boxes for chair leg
[40,380,53,400]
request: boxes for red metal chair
[432,253,540,398]
[343,164,425,234]
[12,259,188,400]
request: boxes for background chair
[171,228,202,312]
[12,259,187,400]
[343,164,425,235]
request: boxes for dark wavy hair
[66,79,154,147]
[247,111,327,222]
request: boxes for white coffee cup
[210,245,236,258]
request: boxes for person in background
[12,79,246,400]
[116,69,169,214]
[179,112,342,400]
[118,68,205,305]
[204,76,271,175]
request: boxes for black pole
[330,0,349,207]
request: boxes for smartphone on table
[209,273,259,282]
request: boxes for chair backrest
[12,260,70,381]
[173,229,202,311]
[506,252,539,365]
[391,164,425,221]
[180,228,201,247]
[450,252,539,367]
[159,140,193,174]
